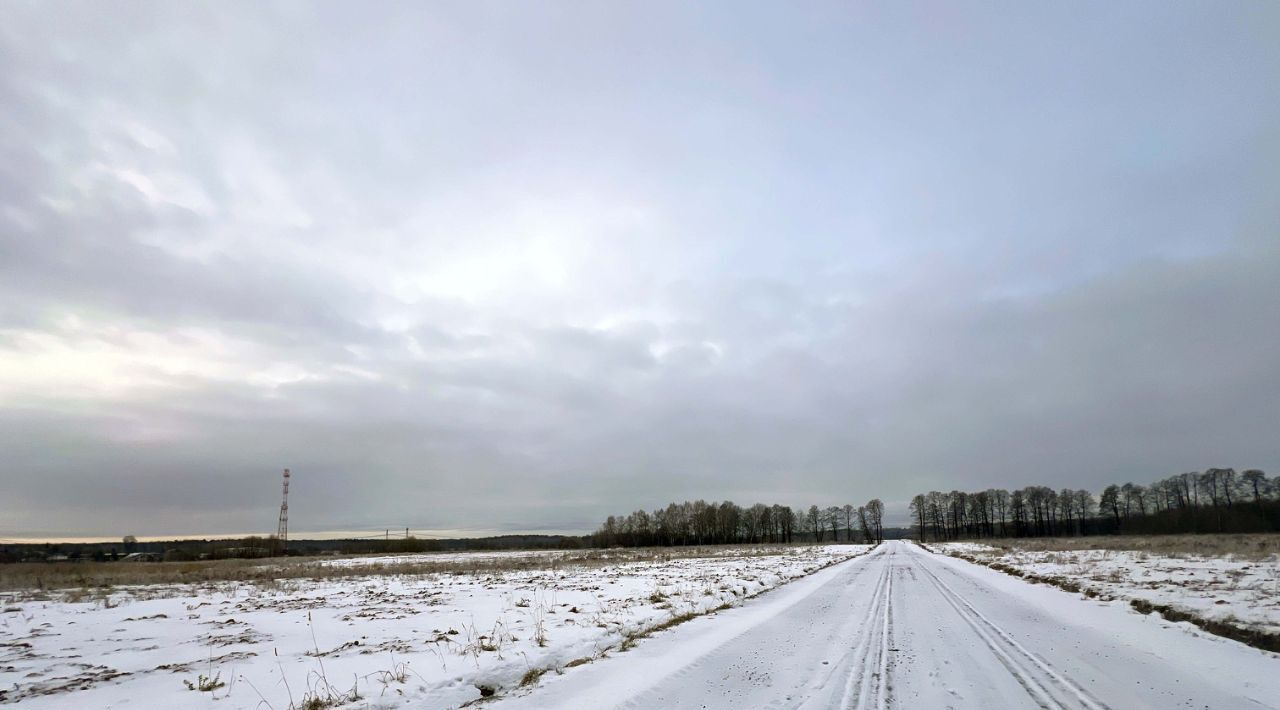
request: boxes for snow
[496,541,1280,709]
[315,549,569,569]
[0,544,864,708]
[934,541,1280,636]
[6,541,1277,708]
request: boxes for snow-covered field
[0,544,866,708]
[933,540,1280,636]
[316,549,568,569]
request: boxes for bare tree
[866,499,885,543]
[1221,468,1238,507]
[1073,489,1095,526]
[1100,485,1121,528]
[808,505,824,542]
[1242,470,1268,506]
[910,494,928,542]
[856,506,872,543]
[992,489,1010,536]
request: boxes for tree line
[910,467,1277,541]
[593,499,885,547]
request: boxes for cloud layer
[2,2,1278,536]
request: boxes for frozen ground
[933,540,1280,636]
[497,541,1280,709]
[0,544,864,708]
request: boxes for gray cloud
[1,1,1278,537]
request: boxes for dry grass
[518,667,548,687]
[985,534,1280,560]
[0,544,814,595]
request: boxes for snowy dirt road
[498,540,1280,709]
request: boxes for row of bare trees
[593,499,885,547]
[911,468,1276,541]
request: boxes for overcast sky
[2,1,1278,538]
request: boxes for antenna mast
[276,468,290,556]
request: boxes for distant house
[119,552,162,563]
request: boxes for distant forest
[593,499,887,547]
[0,534,586,564]
[911,467,1278,541]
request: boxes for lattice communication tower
[276,468,290,555]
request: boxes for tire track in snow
[852,545,894,710]
[863,545,894,710]
[783,549,883,710]
[613,549,881,710]
[913,550,1109,710]
[812,544,894,710]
